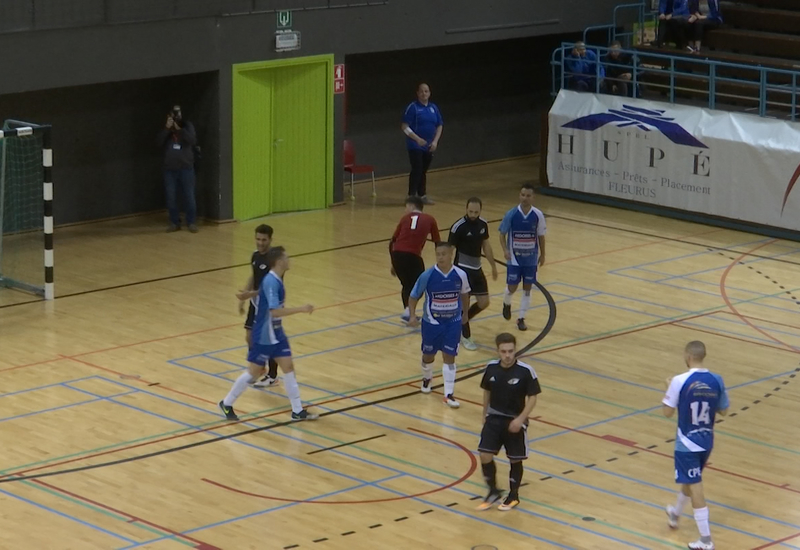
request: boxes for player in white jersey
[663,341,729,550]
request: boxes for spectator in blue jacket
[658,0,692,51]
[689,0,723,52]
[401,83,443,205]
[565,42,605,93]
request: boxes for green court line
[2,285,796,476]
[17,480,191,546]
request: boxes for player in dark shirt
[477,333,542,512]
[238,224,279,387]
[390,195,440,321]
[448,197,498,351]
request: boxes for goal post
[0,120,53,300]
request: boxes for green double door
[233,55,333,220]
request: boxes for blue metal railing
[582,1,655,47]
[551,43,800,121]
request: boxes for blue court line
[0,376,99,399]
[651,245,800,283]
[78,382,591,550]
[117,474,406,550]
[0,391,137,424]
[548,289,800,348]
[336,406,796,548]
[0,486,136,544]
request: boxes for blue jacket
[690,0,723,23]
[566,49,605,83]
[659,0,691,17]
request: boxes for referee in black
[477,333,541,512]
[448,197,498,350]
[238,224,279,387]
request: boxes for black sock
[267,359,278,379]
[481,460,497,491]
[462,322,471,338]
[509,461,523,498]
[468,303,483,320]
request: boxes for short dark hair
[466,196,482,208]
[417,82,429,91]
[266,246,286,268]
[435,241,452,250]
[405,196,424,210]
[495,332,517,347]
[521,183,535,192]
[610,40,622,48]
[255,224,273,237]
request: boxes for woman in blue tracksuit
[689,0,723,53]
[401,83,443,205]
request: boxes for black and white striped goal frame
[0,123,54,300]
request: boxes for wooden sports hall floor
[1,157,799,550]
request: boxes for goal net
[0,120,53,300]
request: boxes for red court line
[32,479,220,550]
[424,388,800,495]
[719,240,800,354]
[670,322,800,354]
[751,531,800,550]
[0,291,398,374]
[548,228,724,267]
[201,426,477,505]
[716,310,800,332]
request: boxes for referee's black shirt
[448,216,489,271]
[480,360,542,418]
[251,250,270,289]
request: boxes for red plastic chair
[343,139,376,200]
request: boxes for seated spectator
[689,0,723,53]
[565,42,605,93]
[603,41,633,97]
[657,0,692,51]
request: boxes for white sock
[675,492,690,515]
[503,288,513,306]
[283,371,303,414]
[443,363,456,396]
[421,360,433,380]
[223,372,254,406]
[519,292,531,319]
[693,507,711,538]
[403,306,409,316]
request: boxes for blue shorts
[421,321,461,356]
[674,450,711,484]
[507,264,537,286]
[247,335,292,366]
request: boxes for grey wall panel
[106,0,174,24]
[33,0,104,30]
[0,0,33,32]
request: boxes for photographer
[156,105,198,233]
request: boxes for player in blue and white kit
[220,246,318,422]
[498,183,547,332]
[663,341,729,550]
[407,242,471,408]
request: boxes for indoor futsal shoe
[292,409,320,421]
[666,505,680,529]
[476,489,503,511]
[252,375,279,388]
[443,394,460,408]
[497,495,520,511]
[502,303,511,320]
[517,318,528,331]
[421,378,432,393]
[461,336,478,351]
[218,401,239,421]
[687,540,715,550]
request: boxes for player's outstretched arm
[236,289,258,301]
[270,304,314,318]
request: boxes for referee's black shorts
[464,267,489,296]
[478,415,528,461]
[391,251,425,290]
[244,302,256,330]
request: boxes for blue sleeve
[410,268,432,300]
[713,374,730,410]
[265,277,282,310]
[499,209,514,235]
[565,54,580,75]
[402,103,415,127]
[659,0,668,14]
[435,104,443,126]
